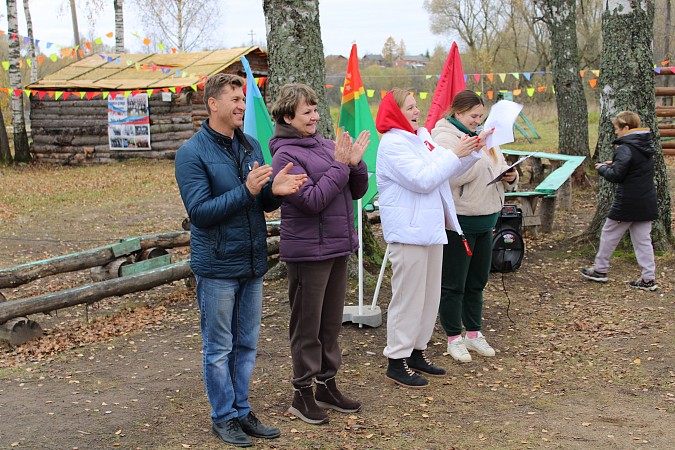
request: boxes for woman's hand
[349,130,370,167]
[453,134,481,158]
[478,127,495,142]
[501,168,517,183]
[334,131,352,165]
[271,162,308,196]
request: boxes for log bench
[502,149,586,235]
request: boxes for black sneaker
[239,411,281,439]
[406,349,447,377]
[212,418,252,447]
[580,267,608,282]
[628,279,659,291]
[385,358,429,388]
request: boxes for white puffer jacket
[376,127,481,245]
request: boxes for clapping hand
[453,134,481,158]
[349,130,370,167]
[245,161,273,196]
[272,162,308,196]
[334,131,353,165]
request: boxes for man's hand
[349,130,370,167]
[245,161,273,196]
[272,162,308,196]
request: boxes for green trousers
[438,229,493,336]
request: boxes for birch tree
[6,0,31,163]
[263,0,334,138]
[23,0,38,83]
[536,0,590,187]
[0,112,11,165]
[587,0,671,249]
[114,0,124,53]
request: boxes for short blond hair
[612,111,641,129]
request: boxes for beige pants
[383,243,443,359]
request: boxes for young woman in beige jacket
[431,90,518,363]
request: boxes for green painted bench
[502,149,586,232]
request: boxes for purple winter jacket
[270,125,369,262]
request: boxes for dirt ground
[0,160,673,450]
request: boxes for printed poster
[108,93,151,150]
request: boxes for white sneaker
[447,337,472,362]
[464,332,496,357]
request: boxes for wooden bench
[502,149,586,234]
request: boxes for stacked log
[655,87,675,155]
[30,94,209,164]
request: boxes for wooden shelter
[27,47,268,164]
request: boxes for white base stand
[342,305,382,328]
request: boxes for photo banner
[108,93,151,150]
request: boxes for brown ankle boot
[287,385,329,425]
[314,377,361,413]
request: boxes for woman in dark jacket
[580,110,659,291]
[270,83,370,425]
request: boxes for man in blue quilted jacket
[175,73,307,447]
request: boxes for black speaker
[491,205,524,272]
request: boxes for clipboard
[487,152,537,186]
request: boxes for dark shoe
[580,267,608,282]
[385,358,429,388]
[406,349,447,377]
[239,411,281,439]
[212,418,253,447]
[629,278,659,291]
[315,377,361,413]
[288,385,329,425]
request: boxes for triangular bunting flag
[527,88,534,97]
[589,78,598,88]
[487,73,494,82]
[498,73,506,83]
[473,73,480,82]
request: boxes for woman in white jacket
[431,90,518,363]
[376,89,485,388]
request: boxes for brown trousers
[287,256,348,388]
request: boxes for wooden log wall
[655,85,675,155]
[30,93,209,165]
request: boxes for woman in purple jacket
[270,83,370,425]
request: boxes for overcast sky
[0,0,451,57]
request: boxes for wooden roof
[27,46,267,90]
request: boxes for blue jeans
[195,275,263,424]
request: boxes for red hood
[376,91,415,134]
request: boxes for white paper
[483,100,524,149]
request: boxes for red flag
[425,42,466,130]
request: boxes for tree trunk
[114,0,125,53]
[587,1,672,251]
[538,0,590,189]
[23,0,38,83]
[263,0,335,139]
[69,0,81,49]
[6,0,31,163]
[0,109,11,165]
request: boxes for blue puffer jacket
[174,120,281,278]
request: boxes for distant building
[27,47,267,164]
[395,55,429,68]
[362,54,385,67]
